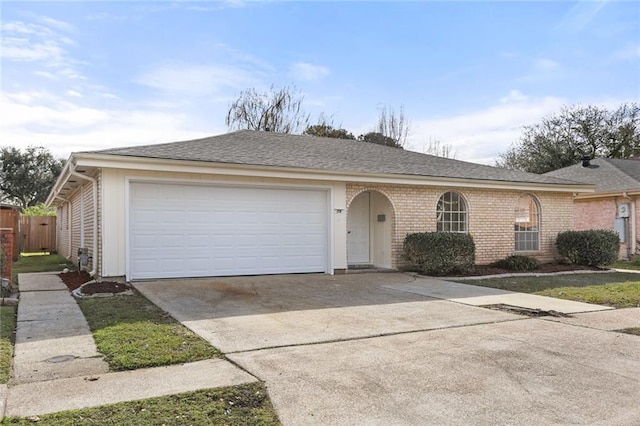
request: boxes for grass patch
[77,295,221,370]
[12,253,75,284]
[535,282,640,308]
[611,260,640,271]
[1,382,281,425]
[453,272,640,309]
[618,327,640,336]
[0,306,16,384]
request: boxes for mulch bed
[446,263,604,277]
[58,270,130,294]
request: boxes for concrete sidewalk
[12,272,108,384]
[385,277,614,314]
[4,359,257,418]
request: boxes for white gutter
[68,162,98,277]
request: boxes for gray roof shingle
[89,130,584,186]
[545,158,640,193]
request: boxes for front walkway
[384,276,614,314]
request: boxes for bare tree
[423,138,457,158]
[226,84,310,134]
[375,104,410,148]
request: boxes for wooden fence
[0,207,20,261]
[20,216,57,253]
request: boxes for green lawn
[12,253,75,284]
[0,305,16,384]
[453,272,640,308]
[1,383,281,425]
[611,259,640,271]
[77,295,221,370]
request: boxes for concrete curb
[4,359,258,418]
[440,268,615,281]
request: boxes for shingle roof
[89,130,583,186]
[545,158,640,193]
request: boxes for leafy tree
[0,146,64,210]
[497,103,640,174]
[357,132,402,148]
[226,84,310,134]
[304,124,355,139]
[21,203,57,216]
[375,104,410,148]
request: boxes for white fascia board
[74,153,595,194]
[45,154,75,206]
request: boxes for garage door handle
[347,231,351,234]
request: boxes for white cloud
[534,57,560,71]
[66,90,83,98]
[408,92,568,165]
[136,64,259,96]
[614,43,640,60]
[289,62,330,82]
[1,18,82,78]
[0,90,222,159]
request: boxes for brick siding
[346,183,574,266]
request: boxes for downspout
[68,163,98,277]
[623,192,636,258]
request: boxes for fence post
[0,228,13,285]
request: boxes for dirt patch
[79,281,131,295]
[59,271,93,291]
[483,304,571,318]
[447,263,603,277]
[59,271,129,294]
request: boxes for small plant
[403,232,475,276]
[556,229,620,267]
[492,255,539,271]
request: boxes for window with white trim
[436,191,468,233]
[514,195,540,251]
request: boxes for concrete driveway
[134,273,640,425]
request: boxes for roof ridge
[600,158,640,184]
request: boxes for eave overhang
[46,152,595,206]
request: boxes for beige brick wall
[346,183,574,266]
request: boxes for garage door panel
[129,182,329,279]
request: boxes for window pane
[514,195,540,251]
[436,192,468,234]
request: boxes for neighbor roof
[90,130,583,186]
[545,158,640,193]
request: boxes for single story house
[546,157,640,259]
[46,130,592,281]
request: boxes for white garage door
[129,182,329,279]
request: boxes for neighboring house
[46,130,591,281]
[546,157,640,259]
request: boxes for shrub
[556,230,620,267]
[403,232,475,276]
[491,255,539,271]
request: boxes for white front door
[347,192,370,264]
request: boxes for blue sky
[2,1,639,165]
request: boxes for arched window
[514,195,540,251]
[436,191,468,233]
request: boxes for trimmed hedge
[491,255,539,271]
[556,229,620,267]
[403,232,475,276]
